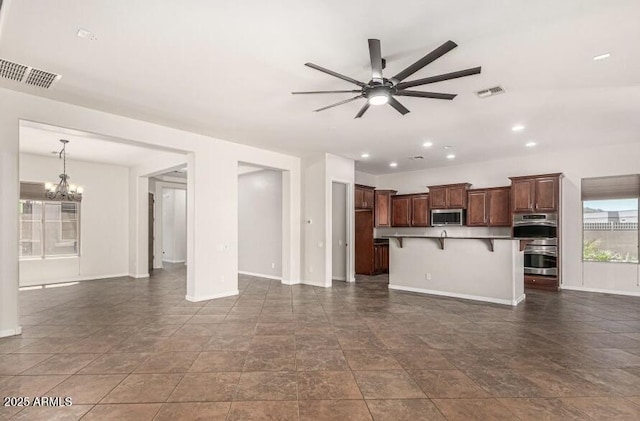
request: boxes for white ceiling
[2,0,640,174]
[20,122,185,167]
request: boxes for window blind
[581,175,640,201]
[19,182,46,201]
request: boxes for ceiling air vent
[0,58,60,89]
[476,85,505,98]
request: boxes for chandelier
[45,139,83,201]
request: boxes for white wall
[0,87,302,337]
[375,141,640,296]
[162,188,187,263]
[332,182,347,281]
[355,170,377,187]
[238,169,282,278]
[19,153,129,286]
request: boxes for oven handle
[514,221,557,227]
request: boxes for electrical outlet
[425,273,432,281]
[271,263,275,269]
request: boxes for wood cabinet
[411,194,430,227]
[374,190,396,227]
[467,187,511,227]
[391,195,412,227]
[355,210,374,275]
[509,174,561,213]
[391,194,429,227]
[428,183,471,209]
[524,274,558,291]
[373,243,389,274]
[355,185,375,210]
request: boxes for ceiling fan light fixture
[368,93,389,106]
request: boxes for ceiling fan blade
[396,67,482,90]
[292,90,362,94]
[388,97,410,115]
[368,39,383,81]
[354,102,370,119]
[395,90,457,100]
[314,95,363,112]
[305,63,366,87]
[391,40,457,83]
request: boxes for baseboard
[163,259,186,264]
[514,293,526,305]
[347,277,356,283]
[302,279,331,288]
[0,326,22,338]
[389,284,522,306]
[561,285,640,297]
[281,279,302,285]
[186,289,239,302]
[332,276,347,281]
[128,273,150,279]
[238,271,282,281]
[19,272,130,288]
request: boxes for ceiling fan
[293,39,481,118]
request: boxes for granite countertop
[382,235,515,240]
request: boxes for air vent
[0,58,60,89]
[408,156,424,160]
[476,85,506,98]
[0,59,28,81]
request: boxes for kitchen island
[384,235,524,306]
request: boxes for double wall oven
[513,213,558,276]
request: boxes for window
[582,175,639,263]
[19,200,80,259]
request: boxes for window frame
[582,197,639,264]
[19,199,81,260]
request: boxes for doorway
[148,192,154,272]
[332,182,349,281]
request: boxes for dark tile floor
[2,265,640,420]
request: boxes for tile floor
[1,265,640,420]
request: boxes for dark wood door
[355,211,374,275]
[411,194,430,227]
[148,193,154,273]
[488,187,511,226]
[391,196,411,227]
[363,189,374,209]
[429,187,447,209]
[534,177,558,212]
[355,187,364,209]
[512,179,534,212]
[467,190,487,226]
[448,186,467,209]
[374,191,392,227]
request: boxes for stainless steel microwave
[431,209,465,226]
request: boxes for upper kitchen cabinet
[467,187,511,226]
[391,195,412,227]
[355,185,375,210]
[428,183,472,209]
[374,190,397,227]
[391,194,429,227]
[411,194,430,227]
[509,174,562,213]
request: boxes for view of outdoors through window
[583,198,638,263]
[19,200,80,259]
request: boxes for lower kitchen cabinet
[373,243,389,274]
[524,274,559,291]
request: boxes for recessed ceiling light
[422,141,433,148]
[593,53,610,61]
[446,154,456,159]
[512,125,525,132]
[76,28,97,41]
[525,142,537,148]
[361,153,370,158]
[389,162,398,167]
